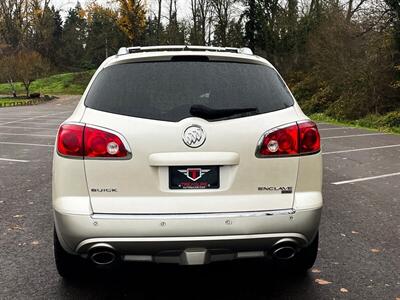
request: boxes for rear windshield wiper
[190,105,258,120]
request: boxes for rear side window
[85,61,294,122]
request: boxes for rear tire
[274,232,319,274]
[291,232,319,272]
[53,228,92,279]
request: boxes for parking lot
[0,96,399,299]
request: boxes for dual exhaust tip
[88,240,299,265]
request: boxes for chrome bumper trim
[91,209,296,220]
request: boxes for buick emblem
[182,125,206,148]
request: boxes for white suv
[53,45,322,278]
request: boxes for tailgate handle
[148,152,240,166]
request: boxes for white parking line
[33,114,70,118]
[323,144,400,155]
[322,133,386,140]
[8,121,61,126]
[0,111,70,126]
[332,172,400,185]
[0,132,55,137]
[319,127,353,131]
[0,142,54,147]
[0,157,29,163]
[0,115,64,118]
[0,125,57,130]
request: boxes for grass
[310,112,400,134]
[0,70,95,96]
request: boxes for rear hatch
[81,58,300,214]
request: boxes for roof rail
[117,45,253,56]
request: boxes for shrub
[376,111,400,127]
[298,85,336,115]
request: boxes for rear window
[85,61,294,122]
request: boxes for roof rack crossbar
[117,45,253,56]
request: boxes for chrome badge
[178,168,210,181]
[182,125,206,148]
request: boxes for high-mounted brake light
[57,124,130,159]
[257,121,320,157]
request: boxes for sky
[51,0,191,19]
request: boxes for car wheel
[273,232,319,274]
[291,232,319,272]
[53,228,92,279]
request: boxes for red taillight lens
[259,124,299,156]
[257,121,320,157]
[57,124,129,159]
[57,124,84,157]
[84,126,128,158]
[299,121,320,154]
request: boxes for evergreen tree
[85,5,128,67]
[60,3,87,70]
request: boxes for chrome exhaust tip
[90,251,116,265]
[88,243,117,265]
[271,238,298,260]
[272,246,296,260]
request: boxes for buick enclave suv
[53,45,322,278]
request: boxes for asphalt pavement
[0,96,399,299]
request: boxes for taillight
[258,124,299,156]
[57,124,84,157]
[257,121,320,157]
[84,126,128,158]
[57,124,130,159]
[298,121,320,154]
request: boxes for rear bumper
[54,207,321,262]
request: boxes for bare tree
[166,0,182,44]
[0,54,17,97]
[210,0,238,46]
[346,0,368,22]
[0,0,30,48]
[156,0,162,42]
[198,0,212,45]
[190,0,199,44]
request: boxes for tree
[165,0,185,44]
[210,0,238,46]
[0,55,17,97]
[190,0,211,45]
[156,0,162,43]
[143,15,162,45]
[385,0,400,52]
[116,0,146,45]
[226,18,243,47]
[13,51,49,97]
[29,1,63,66]
[60,3,87,70]
[244,0,257,50]
[85,4,128,67]
[0,0,30,48]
